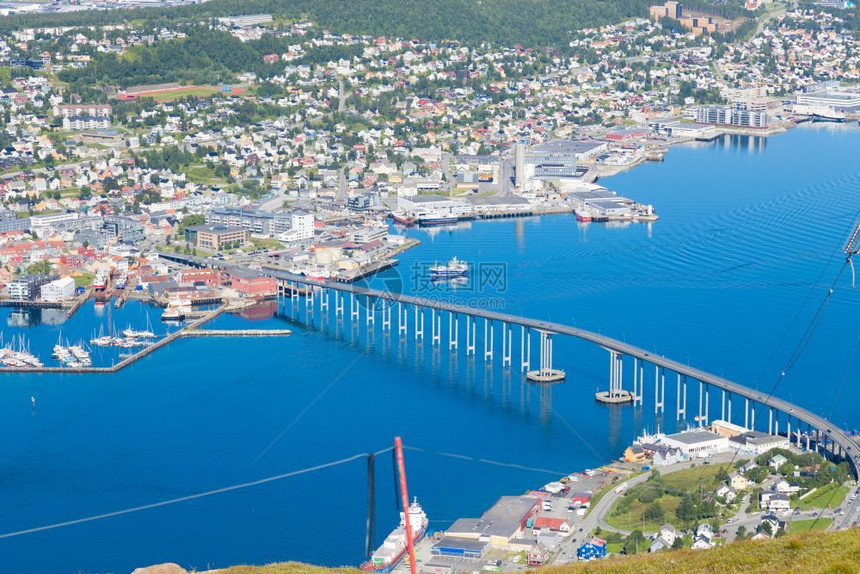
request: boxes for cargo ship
[430,257,468,279]
[575,208,594,223]
[417,211,458,226]
[92,270,108,291]
[361,498,428,572]
[391,211,416,226]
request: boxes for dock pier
[0,306,291,375]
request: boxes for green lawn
[73,273,94,288]
[606,466,726,532]
[787,517,833,534]
[798,484,849,510]
[662,465,724,490]
[185,163,228,186]
[605,495,682,532]
[250,238,284,250]
[606,542,623,555]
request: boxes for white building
[40,276,75,302]
[30,212,79,232]
[278,212,315,243]
[660,430,729,456]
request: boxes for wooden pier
[180,329,291,338]
[0,307,290,375]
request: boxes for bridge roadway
[265,267,859,479]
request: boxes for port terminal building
[433,495,540,558]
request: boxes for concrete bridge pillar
[484,318,494,362]
[721,389,726,421]
[769,408,773,435]
[365,296,375,326]
[414,306,424,340]
[727,392,732,424]
[676,373,685,420]
[381,299,391,332]
[538,331,555,377]
[449,313,459,350]
[431,308,440,346]
[608,351,623,398]
[502,322,512,367]
[633,358,639,406]
[520,326,531,372]
[751,405,756,431]
[466,316,476,356]
[704,384,709,426]
[320,288,329,312]
[654,366,665,414]
[335,291,344,317]
[397,302,407,336]
[350,293,359,321]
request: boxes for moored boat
[360,498,428,572]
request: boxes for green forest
[4,0,652,46]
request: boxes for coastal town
[399,421,858,571]
[0,0,859,573]
[2,4,859,330]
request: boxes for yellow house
[623,445,646,463]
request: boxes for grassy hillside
[214,528,860,574]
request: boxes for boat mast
[394,436,417,574]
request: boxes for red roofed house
[532,517,571,534]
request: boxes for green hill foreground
[207,528,860,574]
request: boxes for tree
[676,494,696,525]
[622,530,646,555]
[671,536,684,550]
[736,525,747,540]
[715,466,730,485]
[643,502,665,523]
[760,521,773,536]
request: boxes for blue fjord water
[0,123,859,572]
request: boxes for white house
[40,276,75,302]
[716,484,738,503]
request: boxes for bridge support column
[675,373,687,420]
[305,288,313,312]
[397,302,407,336]
[350,293,359,321]
[466,316,476,356]
[654,366,665,414]
[414,306,424,340]
[320,288,329,312]
[502,323,512,367]
[449,313,459,350]
[483,319,494,362]
[704,384,709,426]
[796,420,802,448]
[774,411,779,437]
[520,326,531,372]
[365,296,375,326]
[721,389,726,421]
[290,283,299,302]
[637,360,644,406]
[727,392,732,424]
[381,299,391,332]
[538,331,555,377]
[698,381,703,427]
[431,309,440,346]
[608,351,623,398]
[335,291,344,318]
[787,418,791,444]
[633,358,639,406]
[769,408,773,435]
[751,405,756,431]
